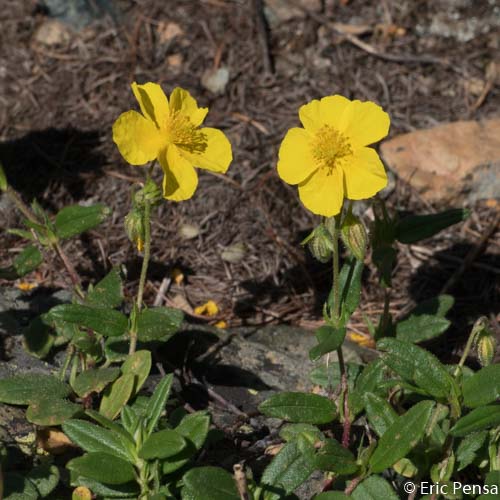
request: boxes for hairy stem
[129,199,152,355]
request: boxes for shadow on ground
[0,128,106,207]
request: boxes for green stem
[454,328,477,377]
[329,211,351,447]
[129,199,152,355]
[59,344,74,381]
[331,214,341,324]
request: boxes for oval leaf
[314,439,358,475]
[121,350,151,396]
[0,374,70,405]
[47,304,128,337]
[462,364,500,408]
[261,440,316,500]
[66,452,135,485]
[352,475,399,500]
[99,374,135,420]
[137,307,184,342]
[26,398,81,425]
[55,204,110,239]
[377,338,456,400]
[450,406,500,437]
[63,419,134,462]
[259,392,336,424]
[309,326,346,361]
[72,367,120,398]
[139,429,186,459]
[86,268,123,309]
[145,374,173,434]
[369,400,435,473]
[182,466,239,500]
[14,245,43,277]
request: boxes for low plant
[0,85,497,500]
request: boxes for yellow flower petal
[112,110,164,165]
[343,147,387,200]
[299,95,350,132]
[169,87,208,127]
[298,167,344,217]
[340,100,390,146]
[160,145,198,201]
[131,82,170,128]
[179,127,232,173]
[194,300,219,316]
[277,127,317,184]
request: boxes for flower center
[311,125,352,174]
[165,112,207,154]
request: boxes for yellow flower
[194,300,219,317]
[277,95,390,216]
[113,83,232,201]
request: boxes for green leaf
[3,473,39,500]
[162,412,211,475]
[121,405,139,437]
[23,316,56,359]
[139,429,186,459]
[136,307,184,342]
[182,467,239,500]
[99,374,135,420]
[363,393,397,437]
[85,409,135,447]
[86,268,124,309]
[328,257,364,324]
[0,374,70,404]
[477,471,500,499]
[463,364,500,408]
[0,160,7,190]
[261,440,316,500]
[396,208,470,244]
[259,392,336,424]
[55,203,110,239]
[377,338,457,400]
[121,350,151,396]
[455,431,488,471]
[450,406,500,437]
[26,463,60,498]
[314,439,358,475]
[309,326,346,361]
[351,475,399,500]
[310,362,362,390]
[67,452,135,485]
[62,419,134,463]
[314,493,350,499]
[26,397,81,425]
[280,423,323,444]
[349,359,387,415]
[14,245,43,277]
[47,304,128,337]
[73,477,139,498]
[396,314,450,343]
[72,367,121,398]
[369,400,435,473]
[145,374,173,435]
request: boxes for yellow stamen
[165,112,207,154]
[311,125,352,173]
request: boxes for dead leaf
[37,428,75,455]
[265,443,284,456]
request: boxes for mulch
[0,0,498,349]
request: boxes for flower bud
[341,211,368,261]
[473,318,496,366]
[302,224,334,263]
[124,207,145,251]
[0,161,7,192]
[134,178,162,206]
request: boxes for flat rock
[380,119,500,203]
[264,0,322,25]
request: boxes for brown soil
[0,0,499,348]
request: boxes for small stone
[157,21,184,43]
[380,119,500,203]
[264,0,322,24]
[33,20,71,46]
[201,66,230,95]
